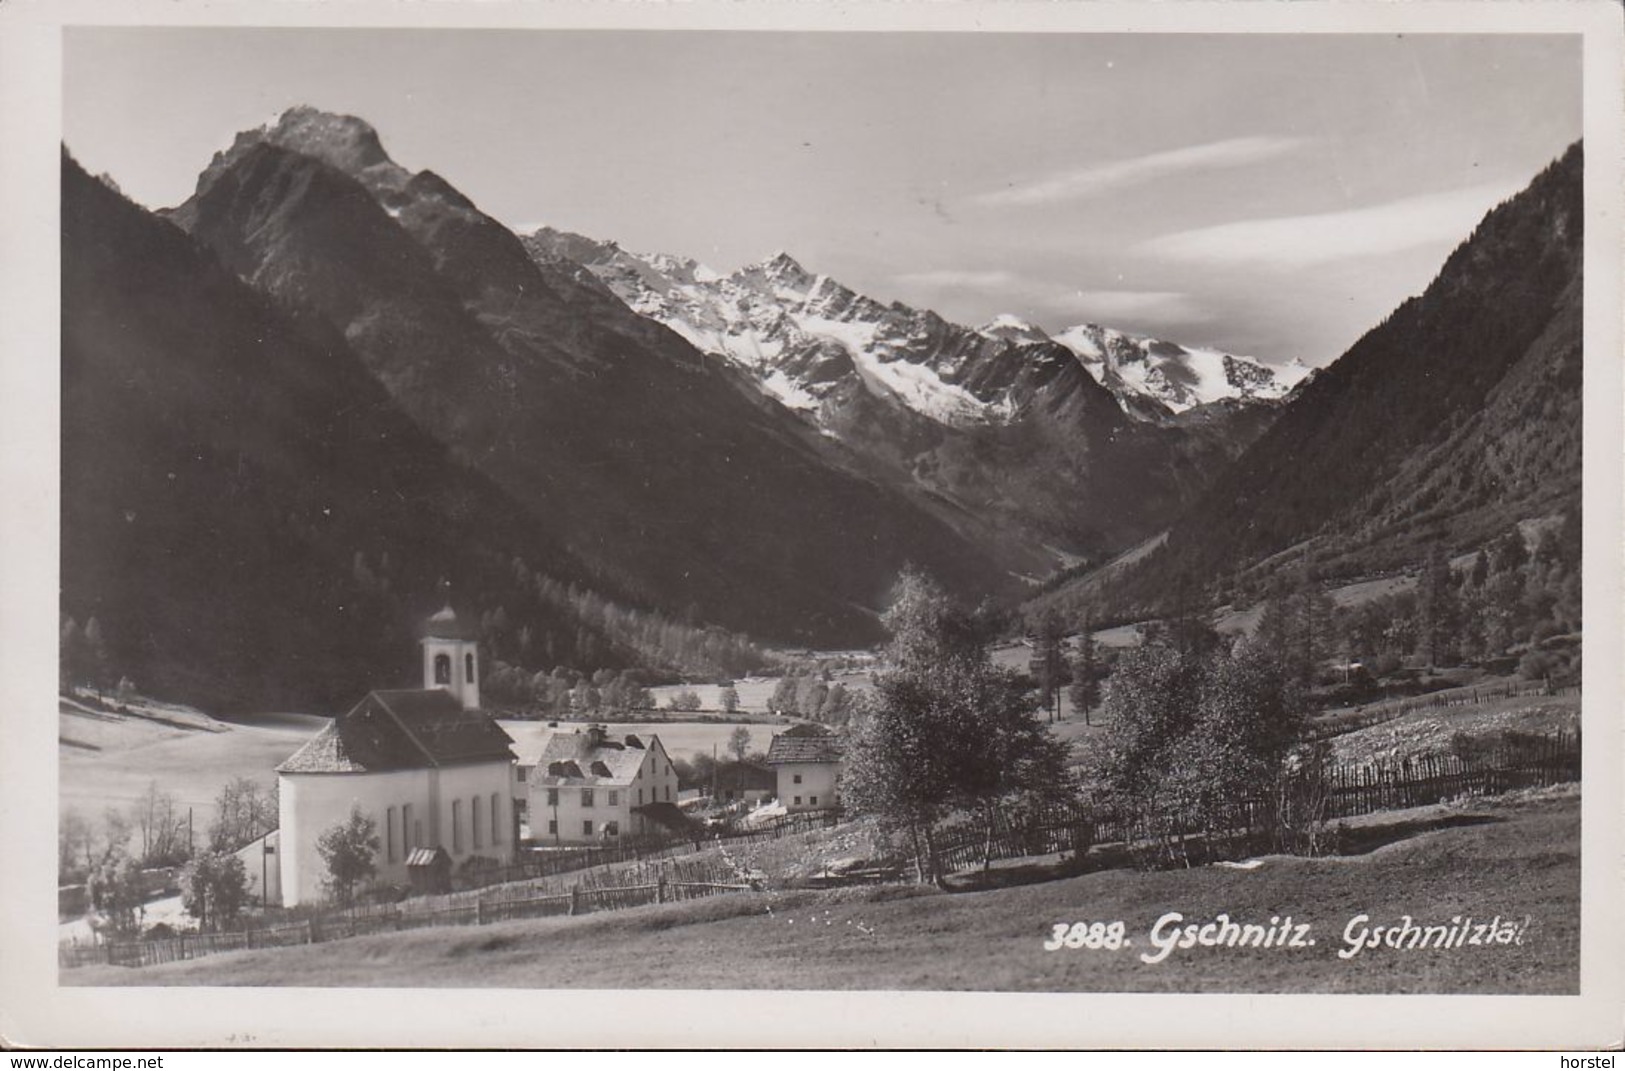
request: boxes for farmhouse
[523,725,680,844]
[765,723,843,812]
[274,608,518,906]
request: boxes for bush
[1449,731,1495,766]
[1518,649,1564,682]
[179,850,250,931]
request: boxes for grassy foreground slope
[70,796,1577,994]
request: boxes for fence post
[477,898,486,926]
[657,876,667,904]
[569,886,581,916]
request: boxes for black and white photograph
[2,0,1621,1051]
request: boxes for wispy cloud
[894,267,1209,330]
[892,268,1022,290]
[1137,181,1523,269]
[1061,290,1209,325]
[971,136,1309,209]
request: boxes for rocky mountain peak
[269,106,391,173]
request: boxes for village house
[522,725,681,845]
[274,607,518,906]
[713,760,776,806]
[765,723,843,812]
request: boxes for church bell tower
[420,604,480,711]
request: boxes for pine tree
[1416,545,1459,670]
[1029,609,1069,724]
[1068,615,1102,726]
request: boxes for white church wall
[280,760,516,906]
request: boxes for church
[275,606,519,906]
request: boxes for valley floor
[68,794,1578,994]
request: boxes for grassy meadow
[68,794,1578,993]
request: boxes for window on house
[665,785,670,801]
[638,788,644,805]
[793,796,802,806]
[605,821,619,837]
[548,819,557,835]
[546,789,558,807]
[465,652,476,684]
[472,795,483,850]
[793,774,803,784]
[490,793,502,842]
[517,767,527,782]
[386,806,397,863]
[583,820,594,836]
[607,790,619,807]
[810,796,818,806]
[452,799,462,853]
[582,788,594,807]
[403,804,415,852]
[434,654,451,685]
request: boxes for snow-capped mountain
[524,230,1071,429]
[523,226,1296,569]
[1049,324,1312,417]
[521,227,1307,430]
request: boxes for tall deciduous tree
[845,569,1072,884]
[316,805,379,906]
[727,726,752,765]
[1094,641,1302,861]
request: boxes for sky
[63,29,1581,365]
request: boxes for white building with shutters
[521,724,681,845]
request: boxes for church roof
[277,689,514,774]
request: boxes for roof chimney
[586,724,607,748]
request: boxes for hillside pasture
[1324,694,1580,766]
[59,703,318,821]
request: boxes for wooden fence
[445,808,838,892]
[1317,728,1579,817]
[929,727,1581,873]
[1303,680,1579,741]
[60,855,753,971]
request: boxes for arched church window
[434,654,451,685]
[465,652,476,684]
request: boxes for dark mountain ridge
[61,150,641,711]
[1045,142,1584,618]
[163,107,1015,646]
